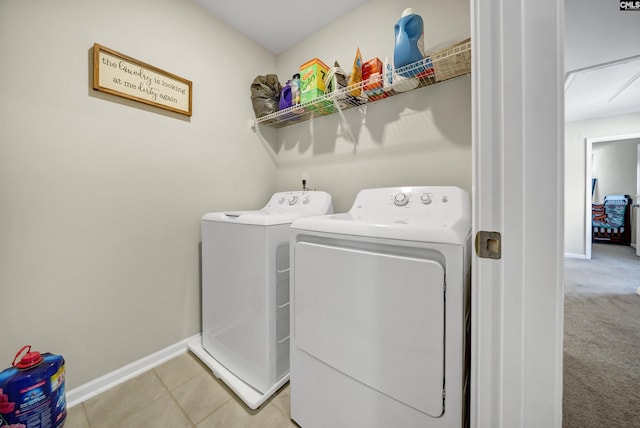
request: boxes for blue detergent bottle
[394,8,426,77]
[0,346,67,428]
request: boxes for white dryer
[189,191,333,409]
[289,186,471,427]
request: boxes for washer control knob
[394,193,409,206]
[420,194,432,205]
[288,195,298,205]
[278,198,285,205]
[302,197,310,205]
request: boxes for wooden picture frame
[93,43,192,116]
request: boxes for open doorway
[563,1,640,426]
[584,133,640,259]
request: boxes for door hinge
[475,231,501,259]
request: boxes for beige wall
[271,0,472,212]
[592,139,639,203]
[564,113,640,256]
[0,0,472,390]
[0,0,277,388]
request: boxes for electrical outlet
[301,173,310,191]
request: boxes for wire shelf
[252,39,471,129]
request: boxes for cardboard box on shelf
[362,58,388,101]
[300,58,330,103]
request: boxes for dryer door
[294,242,445,416]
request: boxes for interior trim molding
[66,333,201,408]
[565,53,640,85]
[564,252,588,259]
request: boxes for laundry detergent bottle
[0,346,67,428]
[394,8,426,76]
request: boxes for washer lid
[202,191,334,226]
[202,210,309,226]
[291,186,470,244]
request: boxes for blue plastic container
[394,8,426,77]
[0,346,67,428]
[279,81,293,110]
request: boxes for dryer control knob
[420,194,432,204]
[279,198,286,205]
[288,196,299,205]
[394,193,409,206]
[302,197,310,204]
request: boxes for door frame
[585,132,640,259]
[471,0,564,426]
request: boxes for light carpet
[563,243,640,428]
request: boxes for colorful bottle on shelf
[291,73,301,105]
[394,8,426,77]
[279,80,293,110]
[383,56,393,92]
[279,73,302,111]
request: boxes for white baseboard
[564,253,588,259]
[66,333,201,408]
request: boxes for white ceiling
[564,0,640,122]
[194,0,369,55]
[194,0,640,122]
[565,55,640,122]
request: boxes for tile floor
[64,352,297,428]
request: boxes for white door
[471,0,564,427]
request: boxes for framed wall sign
[93,43,192,116]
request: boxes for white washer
[189,191,333,410]
[289,186,471,427]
